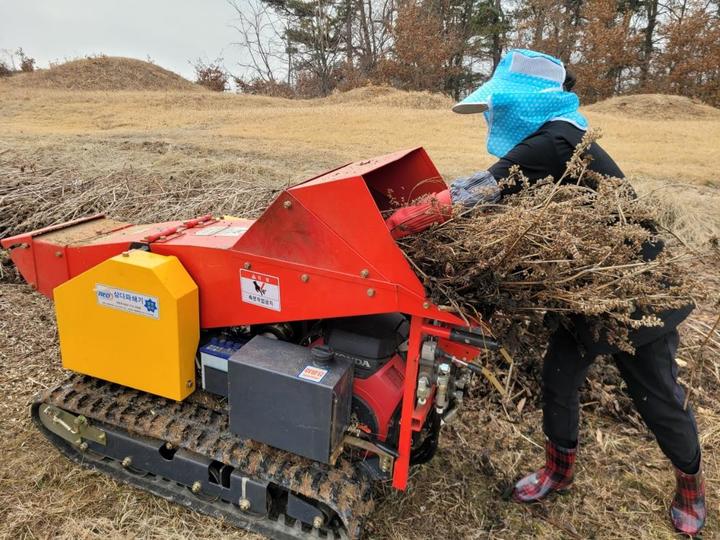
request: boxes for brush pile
[400,135,704,354]
[0,158,279,241]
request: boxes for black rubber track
[33,405,346,540]
[30,375,374,539]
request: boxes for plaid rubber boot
[670,466,706,535]
[512,440,576,503]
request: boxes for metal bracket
[341,435,395,474]
[38,404,107,447]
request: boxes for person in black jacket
[385,49,705,536]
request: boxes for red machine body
[3,147,486,490]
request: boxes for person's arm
[488,131,562,197]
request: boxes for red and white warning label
[240,270,281,311]
[298,365,328,383]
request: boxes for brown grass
[1,87,719,186]
[0,56,200,92]
[1,86,719,539]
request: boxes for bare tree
[354,0,396,75]
[228,0,289,83]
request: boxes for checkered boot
[512,440,576,503]
[670,466,706,535]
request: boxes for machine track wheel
[32,375,375,539]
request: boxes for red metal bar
[392,315,424,489]
[421,323,451,340]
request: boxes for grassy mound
[585,93,720,120]
[321,85,453,109]
[0,56,199,92]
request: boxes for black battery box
[228,336,353,464]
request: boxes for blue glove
[449,171,501,207]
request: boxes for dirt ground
[1,86,719,539]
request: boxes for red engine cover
[352,354,405,442]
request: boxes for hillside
[585,93,720,120]
[0,56,199,91]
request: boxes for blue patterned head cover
[453,49,588,158]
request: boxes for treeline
[228,0,720,105]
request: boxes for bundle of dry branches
[0,161,278,240]
[400,133,705,353]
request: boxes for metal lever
[449,329,500,351]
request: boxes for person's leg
[613,329,705,535]
[513,325,593,502]
[542,325,594,448]
[613,329,699,471]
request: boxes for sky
[0,0,248,80]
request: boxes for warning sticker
[95,284,159,319]
[240,270,281,311]
[298,365,328,383]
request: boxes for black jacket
[489,120,624,193]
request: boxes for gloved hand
[385,189,452,239]
[449,170,501,207]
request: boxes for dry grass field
[1,61,719,539]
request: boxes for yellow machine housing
[54,250,199,401]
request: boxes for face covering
[483,90,588,158]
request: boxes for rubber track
[34,375,374,539]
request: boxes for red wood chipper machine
[2,147,498,539]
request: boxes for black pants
[542,325,701,473]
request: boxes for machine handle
[448,329,500,351]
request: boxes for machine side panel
[233,189,386,278]
[150,243,411,327]
[288,178,426,295]
[54,250,199,400]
